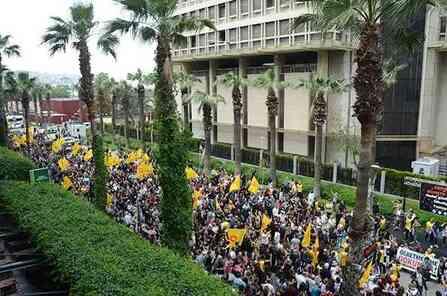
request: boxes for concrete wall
[283,72,310,131]
[283,130,308,156]
[435,54,447,147]
[247,74,267,127]
[216,74,234,125]
[248,126,268,150]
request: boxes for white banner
[396,247,440,280]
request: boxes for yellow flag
[358,261,373,287]
[83,149,93,161]
[229,176,241,192]
[301,223,312,248]
[185,167,199,181]
[312,236,320,267]
[58,158,70,172]
[261,214,271,232]
[106,193,113,207]
[192,190,202,209]
[126,150,139,164]
[27,128,34,143]
[52,138,65,153]
[136,161,154,180]
[105,153,121,169]
[62,176,73,190]
[226,228,246,248]
[13,135,26,147]
[248,176,260,194]
[71,143,81,156]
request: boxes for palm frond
[105,18,142,38]
[174,16,216,33]
[4,44,21,57]
[139,26,158,42]
[383,60,407,89]
[97,33,119,59]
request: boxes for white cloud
[0,0,155,79]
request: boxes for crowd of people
[10,130,447,296]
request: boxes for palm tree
[105,0,216,254]
[16,72,36,148]
[0,34,21,146]
[110,78,119,139]
[174,71,201,130]
[31,82,45,124]
[94,73,113,135]
[127,69,153,147]
[42,3,117,210]
[4,71,19,116]
[251,67,288,186]
[218,72,247,176]
[296,0,447,293]
[119,80,132,148]
[42,3,117,145]
[291,74,348,200]
[191,90,225,176]
[43,84,52,125]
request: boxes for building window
[266,21,276,37]
[241,26,249,41]
[252,24,262,39]
[229,0,237,16]
[191,36,197,48]
[199,34,206,47]
[219,30,226,42]
[279,19,289,35]
[218,3,226,18]
[208,6,215,20]
[199,8,206,18]
[441,16,447,35]
[278,132,284,153]
[208,32,216,44]
[240,0,249,14]
[280,0,290,7]
[253,0,262,11]
[229,28,237,43]
[266,0,275,8]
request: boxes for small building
[38,98,88,124]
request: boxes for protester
[9,131,445,296]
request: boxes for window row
[176,0,306,23]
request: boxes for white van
[7,115,24,130]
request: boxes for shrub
[0,182,235,296]
[0,147,36,181]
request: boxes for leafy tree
[105,0,215,254]
[174,71,201,130]
[42,3,117,209]
[94,73,113,135]
[49,85,72,98]
[250,67,288,186]
[218,72,247,176]
[291,74,348,200]
[0,34,21,146]
[191,91,225,175]
[296,0,447,293]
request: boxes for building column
[317,50,329,163]
[239,57,248,148]
[209,60,218,144]
[274,55,285,154]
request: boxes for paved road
[400,271,441,296]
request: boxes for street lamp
[367,164,382,214]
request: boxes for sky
[0,0,155,79]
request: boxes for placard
[396,247,439,280]
[420,182,447,216]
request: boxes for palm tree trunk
[232,86,242,176]
[22,94,30,151]
[0,57,8,146]
[203,104,212,176]
[33,97,38,124]
[111,94,117,144]
[266,87,278,186]
[138,84,145,148]
[124,105,129,148]
[98,98,104,136]
[46,94,51,124]
[314,124,323,199]
[181,89,189,130]
[39,94,44,122]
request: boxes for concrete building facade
[172,0,447,172]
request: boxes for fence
[107,124,447,199]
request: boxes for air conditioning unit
[411,157,440,177]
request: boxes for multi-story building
[172,0,447,173]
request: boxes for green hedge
[0,147,36,181]
[192,153,447,225]
[0,181,234,296]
